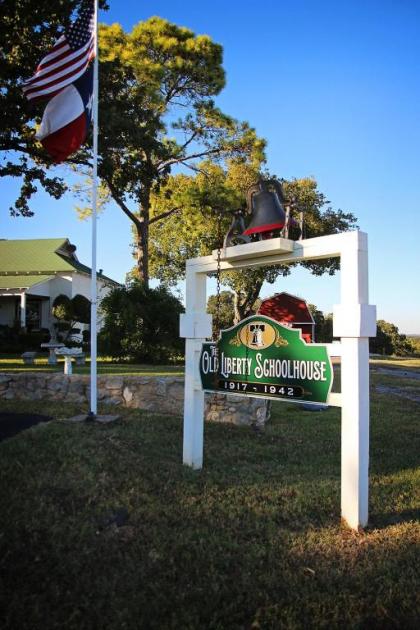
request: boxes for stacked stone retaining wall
[0,373,269,427]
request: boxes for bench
[21,351,37,365]
[55,349,85,375]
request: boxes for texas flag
[36,64,93,163]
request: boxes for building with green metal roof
[0,238,120,332]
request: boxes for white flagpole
[90,0,99,417]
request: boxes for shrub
[370,320,415,356]
[98,281,184,363]
[0,326,50,353]
[408,336,420,356]
[51,294,90,343]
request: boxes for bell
[243,179,286,237]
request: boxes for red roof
[258,292,314,324]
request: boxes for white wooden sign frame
[180,230,376,530]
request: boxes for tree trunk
[233,292,243,324]
[233,281,264,323]
[135,220,149,287]
[134,190,151,287]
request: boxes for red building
[258,292,315,343]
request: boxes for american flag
[23,2,95,102]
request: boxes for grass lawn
[2,353,420,376]
[0,354,184,376]
[0,370,419,628]
[370,356,420,370]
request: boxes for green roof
[0,238,76,274]
[0,274,53,290]
[0,239,119,286]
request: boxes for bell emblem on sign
[250,323,265,347]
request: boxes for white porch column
[334,231,376,529]
[20,292,27,329]
[180,268,212,469]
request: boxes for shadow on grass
[370,508,420,528]
[0,412,52,442]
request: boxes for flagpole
[90,0,99,417]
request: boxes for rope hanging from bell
[210,209,224,392]
[213,209,222,342]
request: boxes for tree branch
[182,162,209,176]
[242,282,263,315]
[1,141,93,170]
[157,147,222,172]
[154,130,199,170]
[149,206,180,225]
[1,142,44,161]
[104,177,141,227]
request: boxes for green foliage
[408,336,420,356]
[207,290,236,335]
[73,17,265,283]
[149,161,260,284]
[370,320,415,356]
[149,164,357,319]
[51,294,90,343]
[99,281,184,363]
[283,177,358,276]
[4,8,264,282]
[52,294,90,325]
[51,295,72,322]
[307,304,334,342]
[71,294,91,323]
[207,289,260,334]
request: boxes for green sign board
[200,315,333,404]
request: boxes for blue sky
[2,0,419,332]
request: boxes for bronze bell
[243,179,286,237]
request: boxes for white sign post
[180,230,376,530]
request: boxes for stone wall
[0,373,269,427]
